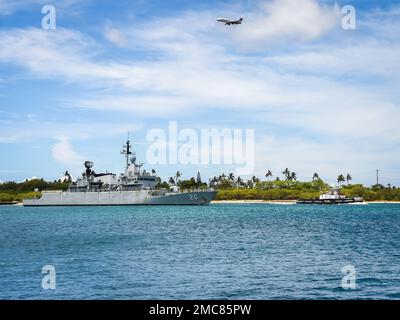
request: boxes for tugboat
[296,187,363,205]
[23,139,217,206]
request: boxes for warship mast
[121,139,132,170]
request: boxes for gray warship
[23,140,217,206]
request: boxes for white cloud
[1,8,399,143]
[0,0,21,15]
[0,120,141,143]
[254,135,400,186]
[75,95,190,117]
[0,0,90,15]
[104,25,127,47]
[234,0,340,47]
[51,136,85,172]
[20,176,39,183]
[267,43,400,80]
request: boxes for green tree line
[1,170,399,202]
[0,179,68,202]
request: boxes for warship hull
[23,139,218,207]
[23,190,217,206]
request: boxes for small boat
[296,187,363,205]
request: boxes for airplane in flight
[217,17,244,25]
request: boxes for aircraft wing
[217,18,230,23]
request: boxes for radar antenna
[121,139,133,170]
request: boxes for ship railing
[42,190,64,194]
[175,187,215,193]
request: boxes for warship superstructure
[23,140,216,206]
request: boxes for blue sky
[0,0,400,186]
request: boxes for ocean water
[0,203,400,300]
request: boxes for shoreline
[211,200,297,204]
[211,200,400,204]
[364,201,400,204]
[0,201,20,206]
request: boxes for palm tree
[228,173,235,181]
[175,171,182,185]
[250,176,260,188]
[64,171,72,182]
[151,169,156,176]
[209,176,218,187]
[252,176,260,184]
[291,172,297,181]
[282,168,290,180]
[236,176,243,188]
[346,174,352,184]
[265,170,273,180]
[337,174,346,186]
[168,177,175,185]
[312,172,319,181]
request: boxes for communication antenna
[121,138,133,170]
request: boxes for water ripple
[1,204,400,299]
